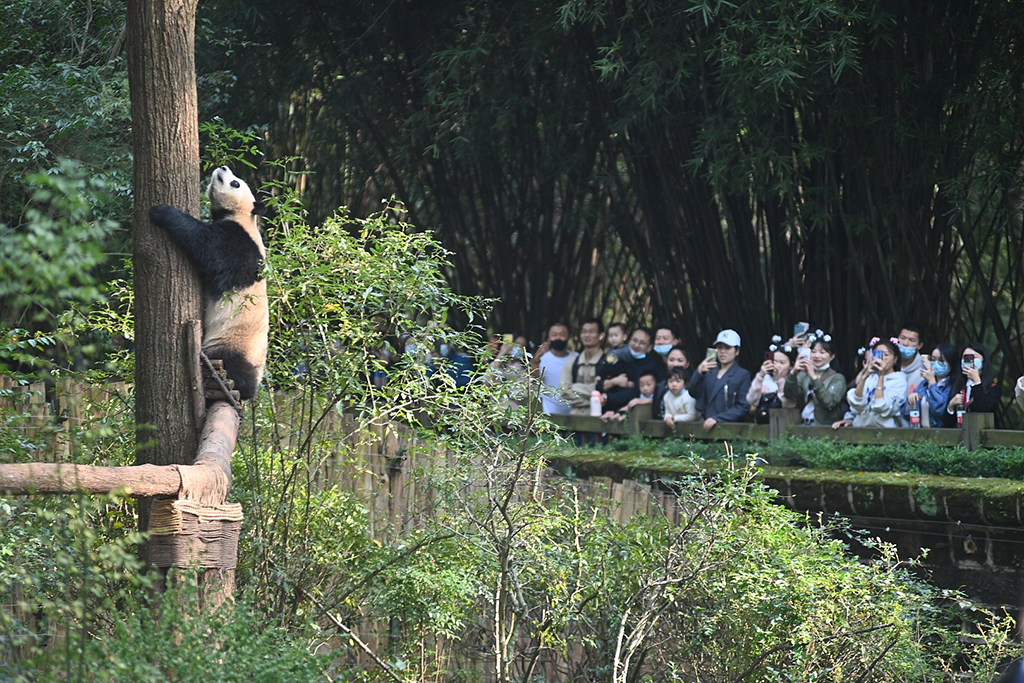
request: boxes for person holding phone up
[833,337,907,429]
[947,343,1002,425]
[903,342,957,428]
[785,335,847,427]
[688,329,752,432]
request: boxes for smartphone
[793,322,810,337]
[962,354,976,370]
[798,347,811,360]
[872,349,883,361]
[705,347,717,361]
[764,351,773,361]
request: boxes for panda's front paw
[148,204,178,228]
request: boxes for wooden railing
[546,405,1024,451]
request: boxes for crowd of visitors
[378,317,1020,432]
[506,320,1015,432]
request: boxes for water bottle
[909,407,920,428]
[590,391,603,416]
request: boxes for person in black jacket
[595,327,667,412]
[689,329,752,432]
[946,342,1002,426]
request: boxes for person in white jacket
[833,338,908,429]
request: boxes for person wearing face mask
[833,338,907,429]
[689,329,752,432]
[531,322,577,414]
[785,336,847,426]
[903,342,957,428]
[947,342,1002,425]
[595,327,667,413]
[895,325,925,426]
[652,324,681,358]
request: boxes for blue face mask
[439,343,450,357]
[898,344,918,359]
[630,350,646,360]
[931,361,949,377]
[653,344,672,356]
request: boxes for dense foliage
[2,159,1021,679]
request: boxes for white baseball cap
[714,329,741,347]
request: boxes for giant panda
[148,165,269,401]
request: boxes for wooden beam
[0,401,239,501]
[0,462,182,496]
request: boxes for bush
[595,434,1024,479]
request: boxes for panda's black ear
[252,200,268,217]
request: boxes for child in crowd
[784,335,847,426]
[947,343,1002,426]
[601,370,658,422]
[606,322,629,356]
[661,367,697,427]
[904,342,957,427]
[652,345,693,416]
[748,344,797,423]
[834,337,906,429]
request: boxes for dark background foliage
[192,0,1024,387]
[4,0,1024,401]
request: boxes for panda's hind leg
[201,357,241,407]
[205,349,259,403]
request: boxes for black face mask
[549,339,568,351]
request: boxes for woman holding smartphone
[747,345,798,416]
[785,336,847,426]
[947,343,1002,424]
[833,338,907,428]
[904,342,957,427]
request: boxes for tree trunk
[126,0,202,541]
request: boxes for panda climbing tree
[149,166,270,406]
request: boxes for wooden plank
[546,412,626,435]
[790,425,964,446]
[982,429,1024,449]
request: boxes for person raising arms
[833,337,906,429]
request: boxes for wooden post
[187,319,206,440]
[770,408,801,441]
[626,402,652,437]
[962,412,995,452]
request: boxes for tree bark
[126,0,202,537]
